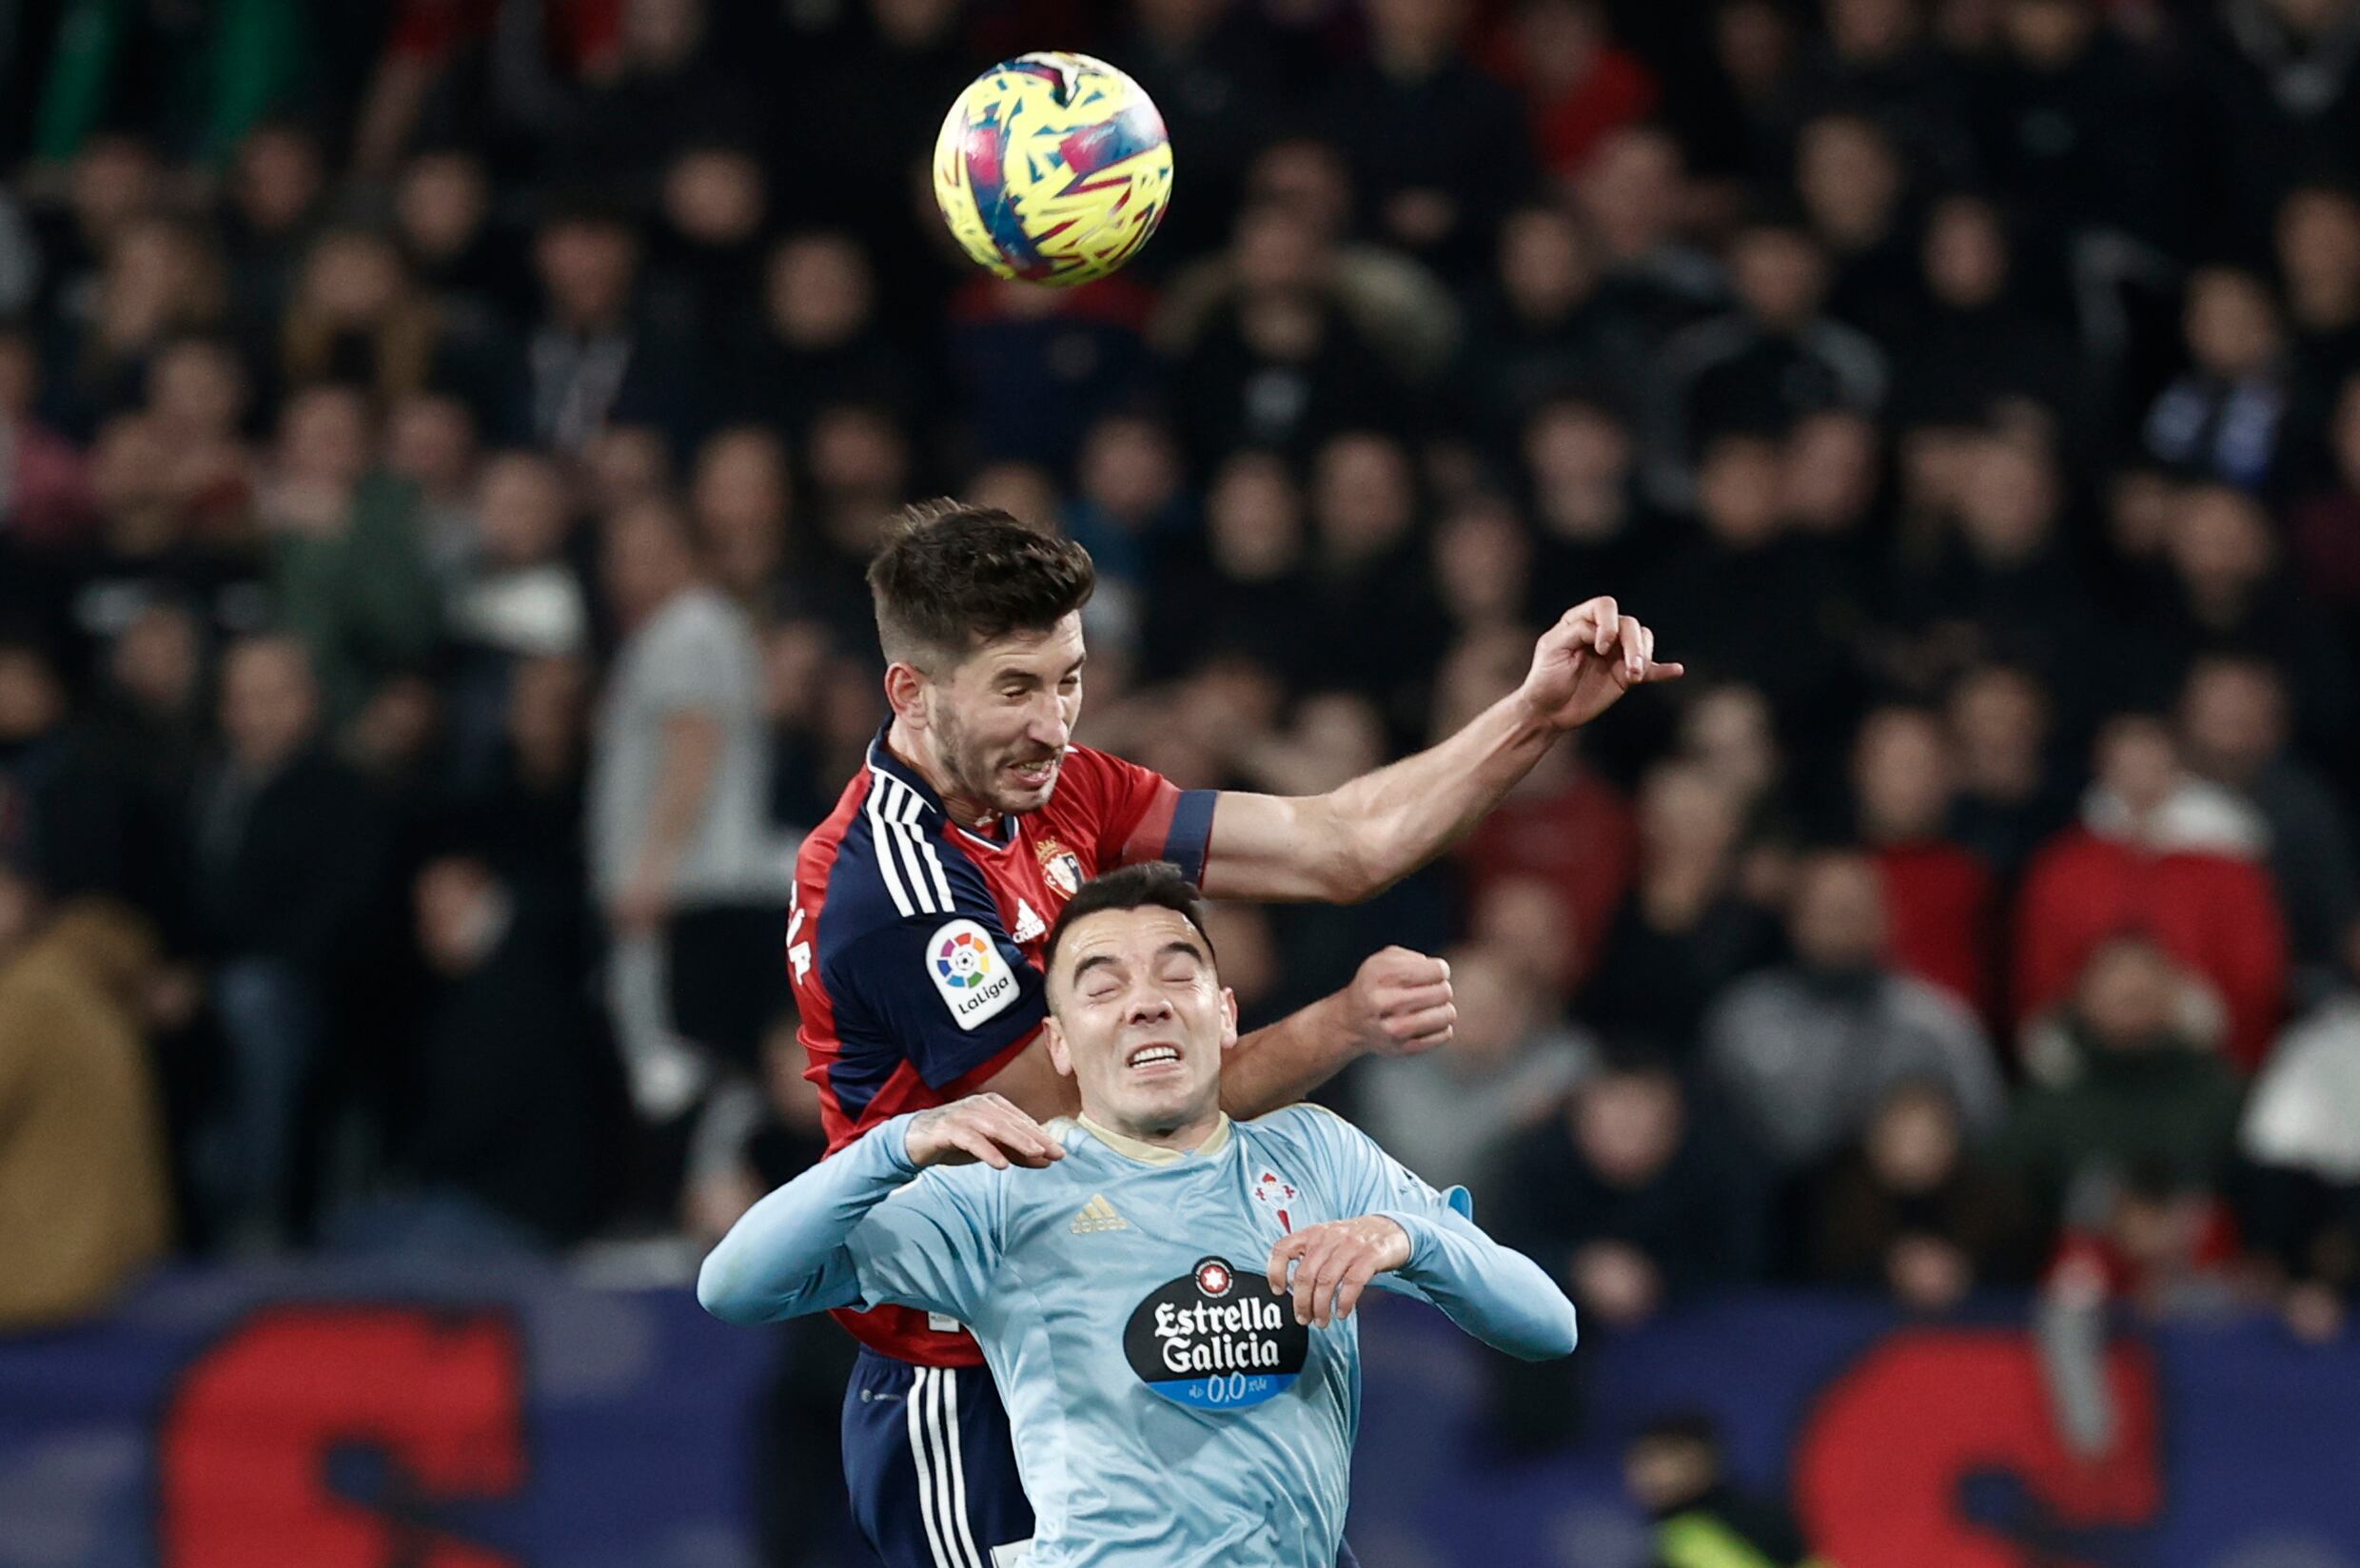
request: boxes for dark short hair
[1630,1412,1722,1455]
[866,500,1094,669]
[1042,862,1217,980]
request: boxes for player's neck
[1081,1104,1226,1157]
[883,719,1000,834]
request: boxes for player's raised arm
[1198,598,1681,904]
[1267,1106,1579,1361]
[697,1097,1057,1325]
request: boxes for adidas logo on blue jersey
[1071,1194,1129,1234]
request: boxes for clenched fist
[1343,947,1455,1058]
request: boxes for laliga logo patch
[1123,1255,1307,1411]
[928,919,1020,1030]
[935,928,994,988]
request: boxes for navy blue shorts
[839,1347,1362,1568]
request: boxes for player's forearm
[1216,994,1360,1120]
[1320,692,1553,899]
[630,713,724,884]
[697,1115,919,1324]
[1380,1209,1580,1361]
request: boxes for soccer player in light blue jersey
[700,862,1578,1568]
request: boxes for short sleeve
[639,598,752,716]
[825,912,1049,1091]
[1062,747,1216,884]
[845,1168,1005,1325]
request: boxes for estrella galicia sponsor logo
[1122,1255,1308,1410]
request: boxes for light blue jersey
[699,1103,1578,1568]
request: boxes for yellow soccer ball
[932,51,1173,286]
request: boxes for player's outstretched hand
[1346,946,1455,1059]
[1267,1215,1413,1328]
[1517,597,1683,732]
[904,1094,1065,1170]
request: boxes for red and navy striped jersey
[788,723,1215,1364]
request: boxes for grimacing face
[1045,905,1238,1140]
[922,613,1086,818]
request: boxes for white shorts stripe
[941,1367,987,1568]
[907,1369,959,1568]
[923,1367,984,1568]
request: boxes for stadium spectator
[186,635,389,1248]
[590,499,785,1133]
[1889,194,2086,438]
[1499,1050,1760,1324]
[1572,125,1725,346]
[0,327,93,550]
[1353,941,1595,1205]
[49,215,228,441]
[1703,849,2002,1175]
[1625,1413,1824,1568]
[1852,704,1996,1014]
[276,227,441,411]
[2238,920,2360,1343]
[2179,654,2360,1000]
[502,199,684,454]
[2143,267,2291,492]
[1583,761,1777,1051]
[2001,935,2245,1226]
[2291,376,2360,628]
[260,384,442,727]
[1805,1079,2036,1306]
[1457,208,1647,461]
[1326,0,1533,278]
[0,899,174,1328]
[1944,661,2072,878]
[1456,720,1635,993]
[1485,0,1659,183]
[688,426,795,620]
[731,232,916,452]
[1650,216,1886,500]
[35,601,206,918]
[1520,399,1663,604]
[353,853,615,1250]
[2013,714,2289,1069]
[2275,185,2360,461]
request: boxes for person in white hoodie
[2240,918,2360,1343]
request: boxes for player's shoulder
[1240,1101,1373,1160]
[1044,742,1157,806]
[804,780,993,956]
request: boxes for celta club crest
[1251,1170,1298,1233]
[1036,838,1083,899]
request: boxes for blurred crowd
[1,0,2358,1417]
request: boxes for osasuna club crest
[1123,1255,1308,1410]
[1035,838,1083,900]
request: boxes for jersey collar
[867,721,1018,846]
[1074,1111,1233,1166]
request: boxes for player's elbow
[696,1246,766,1325]
[1505,1297,1581,1362]
[1539,1297,1582,1361]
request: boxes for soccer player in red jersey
[786,502,1678,1568]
